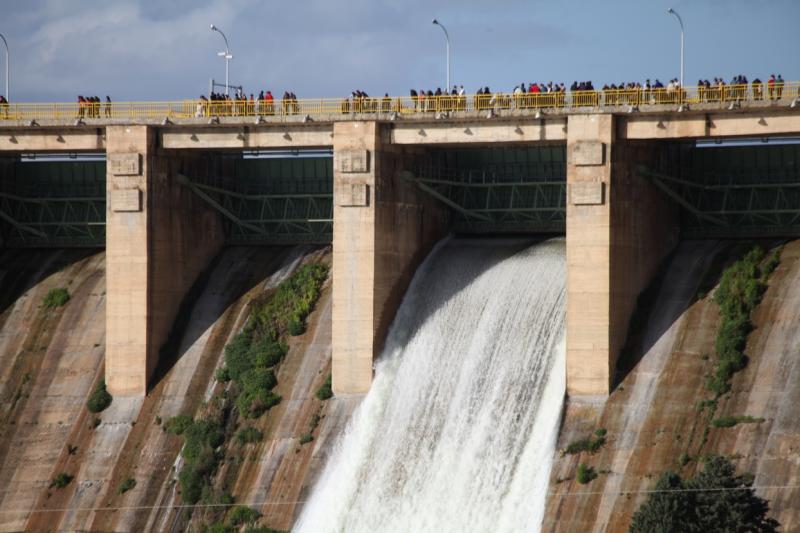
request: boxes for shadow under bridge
[0,155,106,248]
[402,146,567,234]
[640,141,800,239]
[177,152,333,245]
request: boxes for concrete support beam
[0,128,106,152]
[566,115,678,396]
[105,126,224,395]
[160,125,333,150]
[331,122,448,394]
[390,118,567,145]
[620,110,800,140]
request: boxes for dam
[1,86,800,531]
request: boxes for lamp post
[666,8,684,88]
[209,24,233,95]
[432,19,451,91]
[0,33,9,101]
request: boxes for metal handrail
[0,82,797,122]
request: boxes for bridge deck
[0,82,797,127]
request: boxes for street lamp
[666,8,684,89]
[432,19,451,91]
[209,24,233,95]
[0,33,9,101]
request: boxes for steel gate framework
[402,166,566,234]
[641,166,800,238]
[177,174,332,244]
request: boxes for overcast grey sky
[0,0,798,102]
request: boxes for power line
[1,483,799,515]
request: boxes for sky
[0,0,798,102]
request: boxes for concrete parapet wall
[105,126,224,395]
[331,122,448,394]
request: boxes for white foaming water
[296,238,566,533]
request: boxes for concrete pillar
[566,115,678,396]
[331,122,447,394]
[105,126,224,395]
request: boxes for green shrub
[253,263,329,338]
[117,477,136,494]
[236,388,281,419]
[315,374,333,401]
[236,427,263,445]
[176,419,225,504]
[228,505,261,526]
[630,456,779,532]
[203,524,234,533]
[224,331,255,382]
[299,433,313,445]
[679,452,691,467]
[287,316,305,336]
[164,414,194,435]
[43,287,70,308]
[707,246,780,397]
[576,463,597,484]
[251,336,288,369]
[712,414,765,428]
[87,380,112,413]
[50,472,74,489]
[215,366,231,382]
[564,430,607,455]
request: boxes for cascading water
[296,238,566,533]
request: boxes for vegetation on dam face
[544,240,798,532]
[0,247,347,532]
[1,239,798,531]
[167,261,329,529]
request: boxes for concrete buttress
[105,126,224,395]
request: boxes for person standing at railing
[752,78,763,100]
[104,96,112,118]
[0,94,7,118]
[264,90,274,116]
[776,74,784,99]
[768,74,776,100]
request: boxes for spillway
[296,238,566,533]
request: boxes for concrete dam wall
[0,245,354,532]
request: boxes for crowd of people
[195,89,304,117]
[76,95,111,118]
[184,73,793,118]
[0,73,793,122]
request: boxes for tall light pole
[0,33,9,101]
[667,8,684,88]
[432,19,451,91]
[209,24,233,95]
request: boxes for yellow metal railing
[0,82,797,122]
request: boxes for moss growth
[86,380,112,413]
[299,433,313,445]
[43,287,70,308]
